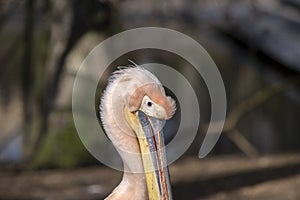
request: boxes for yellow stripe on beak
[124,107,172,200]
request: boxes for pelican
[100,66,176,200]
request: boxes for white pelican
[100,66,176,200]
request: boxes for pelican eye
[147,101,152,107]
[140,95,167,119]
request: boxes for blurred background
[0,0,300,199]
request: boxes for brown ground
[1,154,300,200]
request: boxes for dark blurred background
[0,0,300,199]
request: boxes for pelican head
[100,66,176,200]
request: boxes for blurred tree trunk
[22,0,36,163]
[28,0,74,162]
[22,0,115,165]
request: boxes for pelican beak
[124,107,173,200]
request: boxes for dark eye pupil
[147,102,152,107]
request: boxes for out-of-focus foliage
[33,114,97,169]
